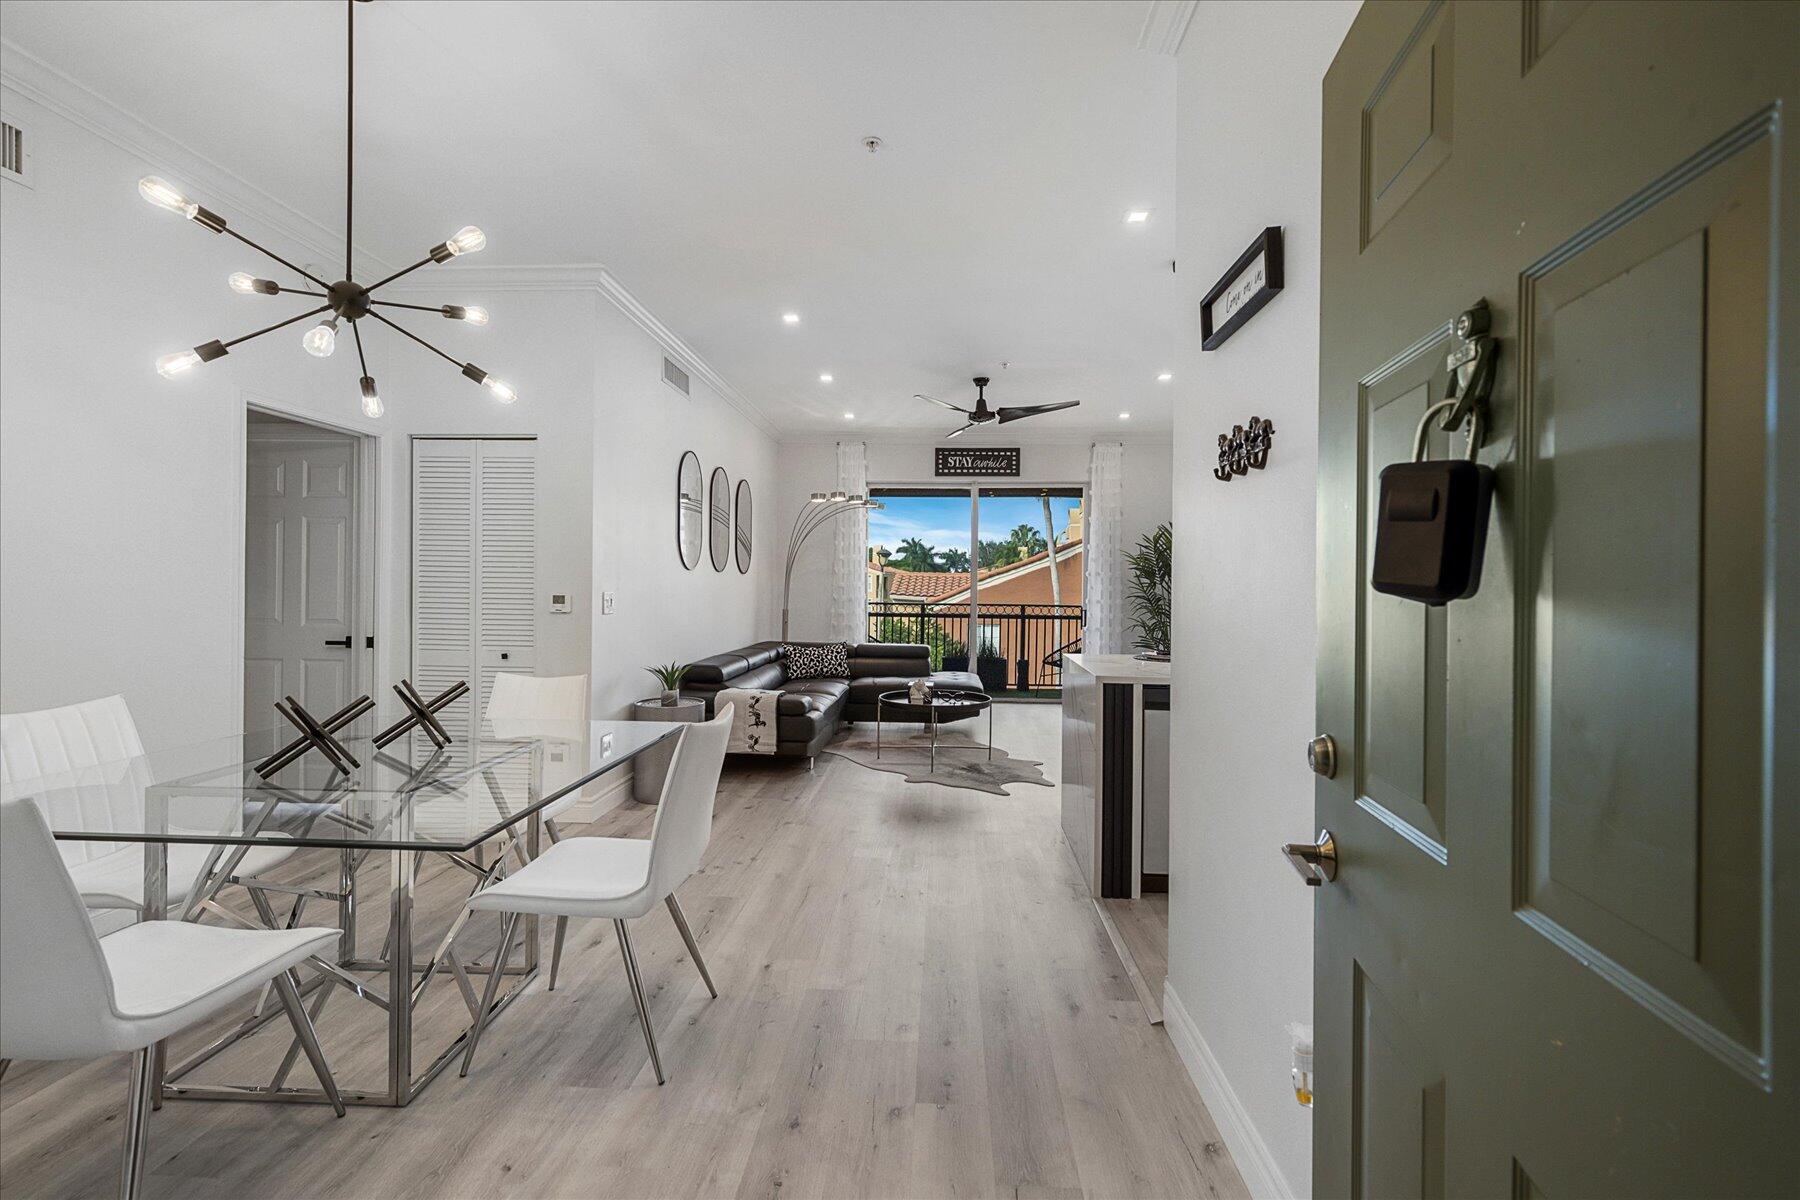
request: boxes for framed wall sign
[1200,225,1283,350]
[935,446,1021,477]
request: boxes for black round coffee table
[875,689,993,771]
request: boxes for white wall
[1163,4,1359,1198]
[773,437,1171,642]
[0,81,779,750]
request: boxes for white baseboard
[560,767,634,824]
[1162,981,1296,1200]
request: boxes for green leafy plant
[645,662,690,692]
[873,615,965,671]
[1125,522,1172,655]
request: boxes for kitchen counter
[1061,654,1171,899]
[1063,653,1171,684]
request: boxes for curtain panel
[1084,441,1125,654]
[830,440,869,643]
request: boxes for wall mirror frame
[735,479,753,573]
[677,451,703,570]
[708,466,732,572]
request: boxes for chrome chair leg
[0,1058,10,1083]
[460,912,519,1078]
[665,894,718,999]
[120,1046,155,1200]
[613,919,665,1085]
[271,971,346,1117]
[544,818,563,844]
[548,916,568,991]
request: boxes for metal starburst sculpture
[142,0,512,418]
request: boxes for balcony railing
[867,601,1085,696]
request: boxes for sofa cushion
[784,642,849,680]
[849,648,932,680]
[847,675,925,706]
[929,670,983,692]
[684,651,751,686]
[776,677,849,715]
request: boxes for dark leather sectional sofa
[681,641,985,763]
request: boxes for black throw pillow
[783,642,849,681]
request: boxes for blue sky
[868,493,1081,556]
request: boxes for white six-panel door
[245,432,358,734]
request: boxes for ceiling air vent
[662,356,691,397]
[0,117,28,187]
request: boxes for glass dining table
[13,708,682,1108]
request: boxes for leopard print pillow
[782,642,850,681]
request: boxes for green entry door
[1314,2,1798,1195]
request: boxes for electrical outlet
[601,591,615,615]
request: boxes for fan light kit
[144,0,512,417]
[913,376,1080,438]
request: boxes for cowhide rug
[825,723,1053,796]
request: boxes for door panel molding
[1512,109,1779,1086]
[1355,325,1455,864]
[1360,0,1453,248]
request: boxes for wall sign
[1200,226,1284,350]
[935,447,1021,477]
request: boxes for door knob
[324,637,352,648]
[1307,733,1337,778]
[1281,829,1338,886]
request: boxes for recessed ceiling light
[782,312,801,325]
[1118,412,1132,420]
[1157,372,1173,382]
[1125,210,1150,224]
[843,412,856,420]
[819,373,834,383]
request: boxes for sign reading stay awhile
[935,447,1021,477]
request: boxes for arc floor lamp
[783,492,883,641]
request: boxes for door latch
[1281,829,1338,886]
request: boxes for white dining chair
[483,671,589,843]
[0,696,295,917]
[0,797,346,1200]
[458,705,732,1085]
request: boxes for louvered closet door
[411,438,537,760]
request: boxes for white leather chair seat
[465,836,654,919]
[67,837,297,911]
[99,921,338,1048]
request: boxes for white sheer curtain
[830,440,869,644]
[1084,441,1125,654]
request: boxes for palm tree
[1008,524,1047,557]
[936,547,971,572]
[892,537,937,571]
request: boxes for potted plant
[644,662,690,706]
[1126,522,1173,659]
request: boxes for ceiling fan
[914,376,1080,438]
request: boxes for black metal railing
[867,601,1085,695]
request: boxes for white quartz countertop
[1063,653,1171,684]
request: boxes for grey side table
[630,697,706,803]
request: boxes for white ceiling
[0,0,1180,436]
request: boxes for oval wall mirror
[677,451,703,570]
[734,479,753,573]
[708,466,731,571]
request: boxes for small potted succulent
[645,662,690,706]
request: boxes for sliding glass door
[867,484,1083,697]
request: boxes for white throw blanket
[716,688,780,754]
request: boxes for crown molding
[0,38,384,273]
[778,432,1171,450]
[386,264,779,439]
[1137,1,1198,56]
[0,43,779,441]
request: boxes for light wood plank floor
[1098,894,1169,1026]
[0,703,1246,1200]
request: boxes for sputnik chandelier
[142,0,512,418]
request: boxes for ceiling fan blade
[944,422,976,439]
[916,393,972,414]
[996,401,1081,423]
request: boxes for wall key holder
[1213,416,1275,482]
